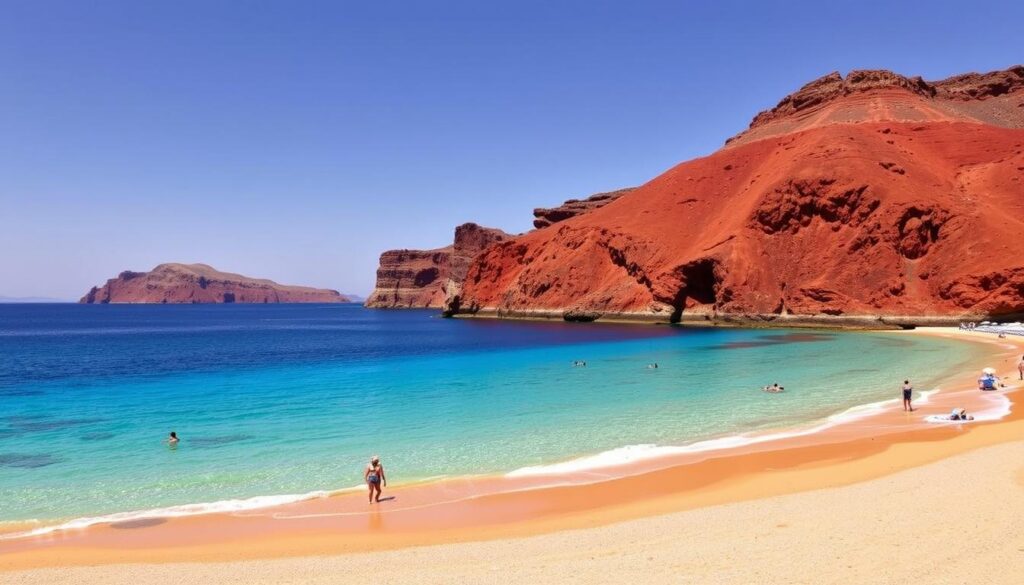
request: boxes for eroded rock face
[745,70,936,132]
[363,248,453,308]
[750,178,878,235]
[936,65,1024,100]
[364,223,511,308]
[451,66,1024,324]
[80,264,349,304]
[533,188,637,229]
[366,190,637,310]
[728,65,1024,147]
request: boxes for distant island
[80,263,350,304]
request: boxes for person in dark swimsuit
[364,456,386,503]
[902,380,913,412]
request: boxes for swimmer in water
[364,455,387,503]
[165,431,179,446]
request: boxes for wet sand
[1,327,1022,581]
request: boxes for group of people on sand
[902,379,975,420]
[900,360,1024,421]
[959,321,1021,341]
[976,357,1024,389]
[978,370,1002,391]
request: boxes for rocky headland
[80,263,350,304]
[438,65,1024,327]
[364,223,512,308]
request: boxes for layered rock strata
[364,223,511,308]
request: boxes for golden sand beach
[6,438,1023,584]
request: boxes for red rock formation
[364,246,453,308]
[366,191,634,310]
[449,223,514,288]
[80,263,349,304]
[365,223,511,308]
[728,66,1024,147]
[451,66,1024,326]
[533,188,637,229]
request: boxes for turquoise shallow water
[0,304,985,524]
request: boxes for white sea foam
[964,391,1013,421]
[505,388,1008,479]
[0,485,363,541]
[924,393,1012,423]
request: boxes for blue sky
[2,1,1021,299]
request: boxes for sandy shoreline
[7,438,1023,584]
[1,327,1022,579]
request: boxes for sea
[0,303,987,527]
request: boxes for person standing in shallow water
[165,431,179,447]
[902,380,914,412]
[364,456,386,503]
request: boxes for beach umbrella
[982,367,996,375]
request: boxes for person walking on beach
[364,455,387,504]
[902,380,914,412]
[1018,355,1024,381]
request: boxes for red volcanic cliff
[728,66,1024,147]
[364,223,511,308]
[449,66,1024,326]
[533,188,637,229]
[80,263,350,304]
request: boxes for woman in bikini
[364,456,386,503]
